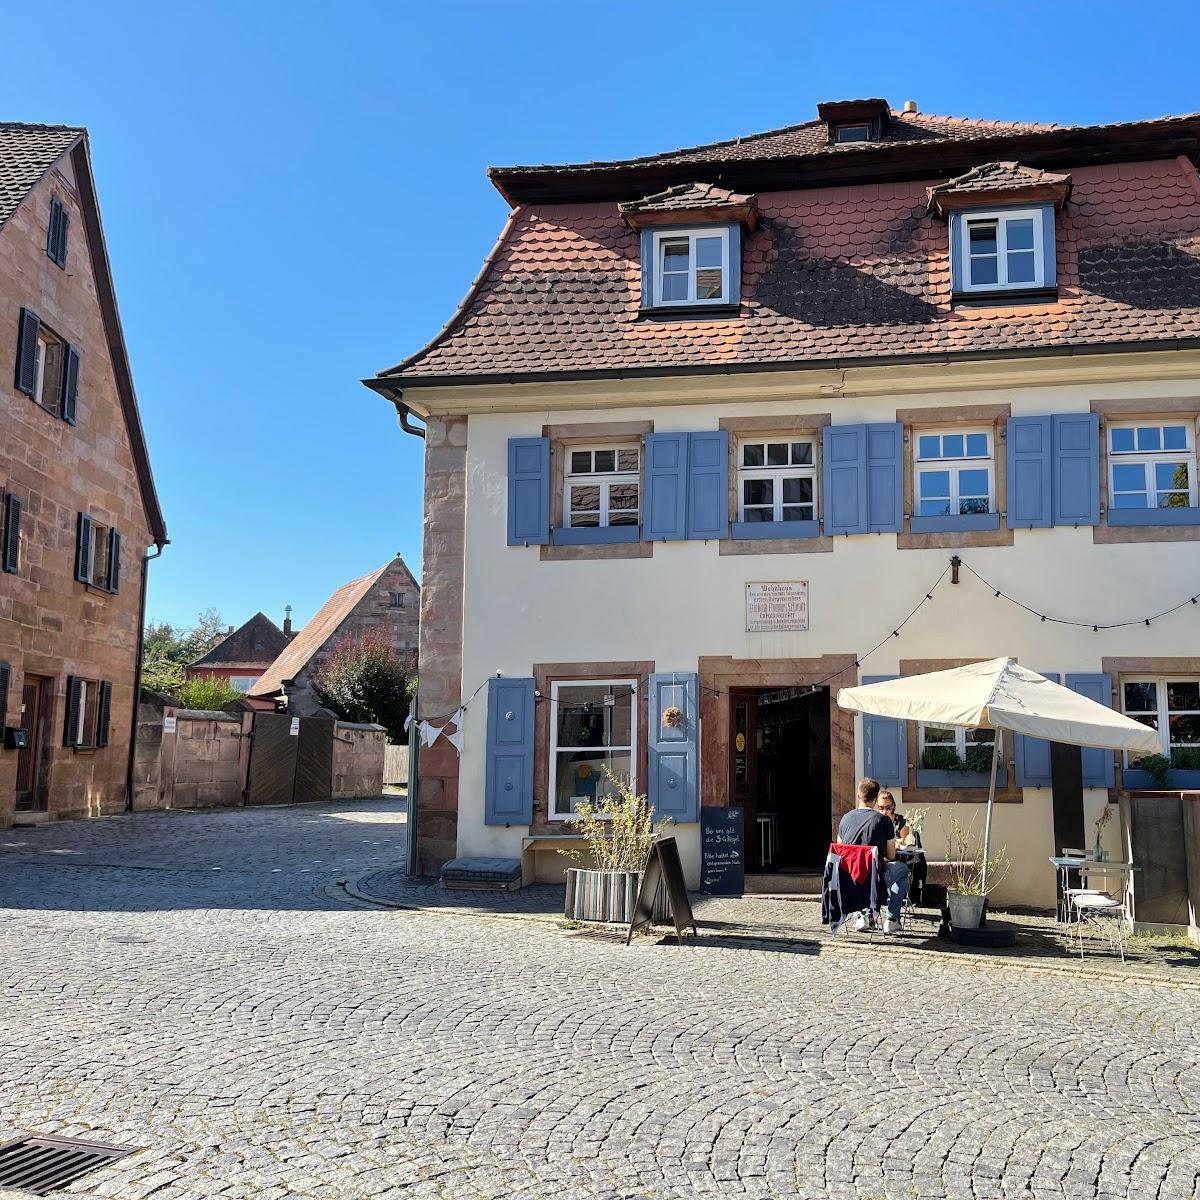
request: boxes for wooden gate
[245,713,336,806]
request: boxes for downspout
[126,541,167,811]
[381,386,426,439]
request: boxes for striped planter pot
[564,868,672,925]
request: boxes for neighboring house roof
[190,612,289,671]
[369,150,1200,391]
[0,122,167,544]
[248,561,396,699]
[0,123,82,228]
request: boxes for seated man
[836,777,909,933]
[878,790,926,904]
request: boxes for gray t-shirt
[837,808,893,860]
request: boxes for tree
[312,631,415,742]
[140,608,226,694]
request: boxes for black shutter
[0,661,9,727]
[2,493,20,573]
[75,513,92,583]
[47,197,59,257]
[55,206,69,267]
[61,345,79,425]
[106,529,121,593]
[96,681,112,748]
[63,676,81,746]
[15,308,39,396]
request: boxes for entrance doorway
[730,686,832,872]
[15,675,49,813]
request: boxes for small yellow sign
[735,732,746,752]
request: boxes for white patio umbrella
[836,658,1160,890]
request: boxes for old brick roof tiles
[619,182,754,214]
[930,160,1072,195]
[0,123,83,228]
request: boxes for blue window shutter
[728,223,742,305]
[639,229,654,308]
[1014,672,1059,786]
[648,672,699,822]
[644,433,688,541]
[861,675,906,787]
[866,422,903,532]
[1040,205,1057,287]
[1006,416,1052,528]
[948,212,964,293]
[1052,413,1100,527]
[686,431,729,540]
[507,437,550,546]
[822,424,867,535]
[1066,673,1115,788]
[484,677,535,825]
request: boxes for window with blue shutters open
[1119,673,1200,788]
[731,433,821,540]
[1105,418,1200,528]
[910,427,1001,533]
[75,514,121,593]
[549,679,637,819]
[554,443,642,546]
[1006,413,1099,530]
[63,676,111,750]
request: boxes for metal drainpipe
[127,541,167,811]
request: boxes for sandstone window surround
[897,403,1014,550]
[1092,397,1200,544]
[74,513,121,594]
[63,676,112,751]
[540,421,654,562]
[1105,656,1200,789]
[718,413,833,556]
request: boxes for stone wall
[0,146,155,828]
[414,415,467,873]
[332,722,386,798]
[132,705,250,811]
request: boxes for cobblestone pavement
[1,801,1198,1200]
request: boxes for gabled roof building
[187,611,293,694]
[366,100,1200,917]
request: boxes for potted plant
[942,813,1011,929]
[562,767,672,924]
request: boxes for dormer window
[959,208,1045,292]
[834,124,872,144]
[653,228,730,306]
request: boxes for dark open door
[15,678,46,813]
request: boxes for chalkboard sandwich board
[700,805,744,896]
[626,836,696,946]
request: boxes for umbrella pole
[981,731,1001,896]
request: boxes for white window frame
[33,332,49,407]
[914,428,995,517]
[74,678,101,748]
[1121,676,1200,765]
[957,207,1046,293]
[548,678,637,822]
[651,227,730,307]
[1107,420,1198,510]
[229,675,259,693]
[919,723,996,764]
[563,442,641,529]
[736,435,818,524]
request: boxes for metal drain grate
[0,1134,140,1195]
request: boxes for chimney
[283,604,293,638]
[902,99,918,114]
[226,625,234,634]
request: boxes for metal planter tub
[564,868,670,925]
[947,891,988,930]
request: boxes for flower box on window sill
[551,526,641,546]
[950,286,1059,308]
[731,520,820,541]
[909,512,1000,534]
[1121,768,1200,790]
[915,768,1008,789]
[1106,508,1200,527]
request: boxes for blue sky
[3,1,1198,632]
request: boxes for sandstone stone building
[1,123,167,829]
[248,556,419,715]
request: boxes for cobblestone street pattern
[1,800,1198,1200]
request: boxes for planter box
[564,868,671,925]
[916,768,1008,789]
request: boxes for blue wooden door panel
[861,675,906,787]
[644,433,688,541]
[686,431,729,540]
[1014,672,1059,786]
[648,672,699,822]
[484,677,535,824]
[822,424,867,535]
[1066,673,1116,788]
[507,437,550,546]
[1052,413,1100,527]
[1007,416,1053,528]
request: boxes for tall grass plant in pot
[562,768,673,924]
[942,813,1011,929]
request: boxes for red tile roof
[930,160,1071,196]
[376,157,1200,386]
[619,182,754,214]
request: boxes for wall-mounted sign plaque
[746,581,809,632]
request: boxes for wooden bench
[521,833,588,886]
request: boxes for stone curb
[340,869,1200,992]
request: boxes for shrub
[563,767,670,872]
[942,812,1010,896]
[312,631,414,742]
[177,675,240,711]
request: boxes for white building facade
[368,100,1200,909]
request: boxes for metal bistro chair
[1070,864,1131,963]
[1059,847,1104,924]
